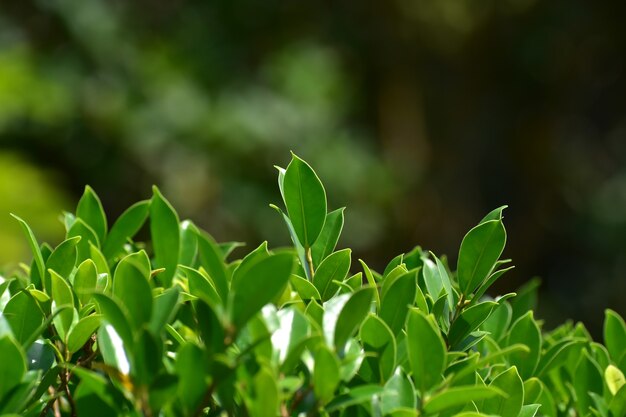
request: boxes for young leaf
[314,248,351,301]
[505,311,541,379]
[482,366,524,417]
[150,186,180,286]
[45,236,80,292]
[604,309,626,363]
[67,314,102,354]
[112,251,153,330]
[311,207,345,266]
[448,301,498,349]
[195,228,230,302]
[457,219,506,296]
[76,185,108,244]
[102,200,150,260]
[50,269,76,342]
[314,344,340,405]
[406,309,446,393]
[283,153,327,248]
[74,259,98,307]
[606,364,626,396]
[10,214,45,283]
[230,252,293,329]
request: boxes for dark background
[1,0,625,336]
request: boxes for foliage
[0,155,625,417]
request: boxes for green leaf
[270,203,312,280]
[448,301,498,349]
[606,364,625,396]
[326,385,385,412]
[604,309,626,363]
[10,214,45,284]
[179,220,198,267]
[423,386,506,414]
[314,248,351,301]
[359,259,381,309]
[610,384,626,417]
[183,265,221,306]
[283,153,327,247]
[150,186,180,286]
[333,287,374,353]
[381,368,416,414]
[74,368,123,417]
[360,315,396,382]
[175,342,208,411]
[195,228,230,302]
[112,251,153,330]
[67,314,102,353]
[505,311,541,379]
[518,404,541,417]
[424,254,455,310]
[380,270,416,335]
[76,185,108,244]
[133,328,161,386]
[67,218,100,262]
[231,241,270,288]
[480,205,508,223]
[457,219,506,295]
[102,200,150,260]
[252,366,279,417]
[573,349,603,415]
[45,236,80,293]
[482,366,524,417]
[92,294,134,350]
[314,344,340,405]
[406,309,446,392]
[148,286,180,335]
[50,269,76,342]
[0,336,27,401]
[311,207,345,267]
[74,259,99,307]
[290,274,321,301]
[2,291,44,346]
[270,307,311,368]
[98,321,132,376]
[230,252,293,329]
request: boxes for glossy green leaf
[406,309,446,392]
[448,301,498,349]
[0,336,27,401]
[457,219,506,295]
[360,314,396,382]
[506,311,541,379]
[333,287,374,353]
[76,185,108,244]
[380,270,416,335]
[423,385,506,414]
[67,217,100,262]
[74,259,98,306]
[150,186,180,286]
[10,214,45,283]
[183,265,221,306]
[283,153,327,248]
[359,259,381,309]
[381,368,416,414]
[2,291,44,346]
[314,248,351,301]
[149,286,180,335]
[269,307,311,366]
[573,349,603,415]
[482,366,524,417]
[231,241,270,288]
[270,203,312,280]
[314,344,340,405]
[45,236,80,293]
[610,384,626,417]
[604,309,626,363]
[290,274,321,300]
[195,228,230,302]
[98,321,132,376]
[113,251,153,330]
[67,314,102,353]
[179,220,198,267]
[92,294,134,349]
[102,200,150,259]
[518,404,541,417]
[230,252,293,329]
[50,269,76,342]
[311,207,345,267]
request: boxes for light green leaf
[2,291,44,346]
[102,200,150,260]
[253,367,279,417]
[406,309,446,392]
[423,385,506,414]
[480,205,508,223]
[518,404,541,417]
[98,322,132,376]
[360,314,396,382]
[325,385,385,412]
[76,185,108,244]
[67,218,100,262]
[283,153,327,247]
[381,368,416,414]
[10,214,45,284]
[314,344,340,405]
[67,314,102,353]
[314,248,351,301]
[179,220,198,267]
[290,274,321,301]
[333,287,374,353]
[50,269,76,342]
[604,309,626,363]
[230,252,293,329]
[183,265,221,306]
[150,186,180,287]
[380,270,416,335]
[457,219,506,295]
[74,259,98,307]
[311,207,345,267]
[0,336,27,401]
[45,236,80,293]
[195,228,230,302]
[482,366,524,417]
[92,294,134,350]
[506,311,541,379]
[610,384,626,417]
[112,251,153,330]
[359,259,381,309]
[606,364,626,396]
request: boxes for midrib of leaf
[320,260,343,299]
[466,223,499,294]
[295,164,309,247]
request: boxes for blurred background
[1,0,625,336]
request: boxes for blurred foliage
[1,0,626,335]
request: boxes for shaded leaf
[406,309,446,392]
[314,248,351,301]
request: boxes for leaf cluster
[0,155,625,417]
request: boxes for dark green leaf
[359,314,396,382]
[50,269,76,342]
[333,287,374,353]
[573,349,603,415]
[482,366,524,417]
[149,286,180,335]
[457,219,506,295]
[150,186,180,286]
[93,294,134,349]
[195,228,230,302]
[406,309,446,392]
[604,309,626,363]
[102,200,150,260]
[505,311,541,379]
[175,342,208,411]
[314,248,351,301]
[448,301,498,349]
[314,344,340,405]
[0,336,26,402]
[67,314,102,353]
[380,271,416,335]
[112,251,153,330]
[3,291,44,346]
[76,185,108,244]
[67,217,100,262]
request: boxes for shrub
[0,154,625,417]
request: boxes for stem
[305,247,315,280]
